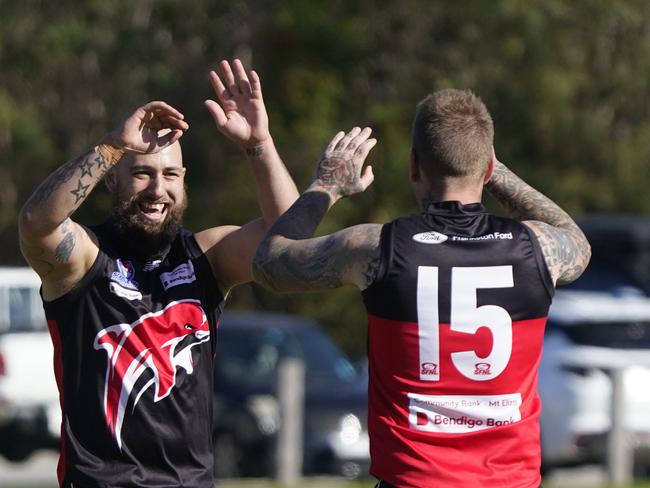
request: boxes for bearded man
[18,59,298,488]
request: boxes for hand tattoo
[315,155,361,197]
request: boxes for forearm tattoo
[25,156,81,208]
[24,145,119,215]
[271,191,331,240]
[486,162,591,284]
[21,144,121,276]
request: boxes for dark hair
[411,88,494,179]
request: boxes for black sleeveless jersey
[43,221,224,488]
[362,201,554,488]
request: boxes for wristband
[96,143,125,166]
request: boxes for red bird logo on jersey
[93,299,210,449]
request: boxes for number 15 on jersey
[417,265,514,382]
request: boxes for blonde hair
[411,88,493,180]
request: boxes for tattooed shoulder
[344,224,383,289]
[524,221,591,286]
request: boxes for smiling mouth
[138,202,169,222]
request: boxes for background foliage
[3,0,650,357]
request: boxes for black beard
[111,198,185,260]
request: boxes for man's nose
[145,175,165,198]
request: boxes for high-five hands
[204,59,270,150]
[310,127,377,201]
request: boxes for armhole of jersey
[522,224,555,300]
[368,223,393,288]
[182,230,224,307]
[41,249,107,310]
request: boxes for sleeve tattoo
[255,225,382,291]
[487,162,591,284]
[253,191,382,291]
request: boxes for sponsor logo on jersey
[143,259,162,272]
[94,299,210,449]
[160,260,196,291]
[408,392,522,433]
[111,259,139,291]
[109,282,143,301]
[412,231,448,244]
[474,362,492,375]
[451,232,513,241]
[421,362,438,376]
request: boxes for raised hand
[310,127,377,201]
[204,59,270,150]
[107,101,189,154]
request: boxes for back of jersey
[362,201,553,488]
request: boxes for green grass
[11,480,650,488]
[212,478,650,488]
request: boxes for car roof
[579,214,650,247]
[549,289,650,324]
[219,311,320,332]
[0,267,41,288]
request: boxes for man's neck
[106,217,176,262]
[419,189,483,211]
[417,176,485,211]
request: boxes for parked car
[0,266,370,476]
[0,267,60,461]
[212,311,369,479]
[539,215,650,471]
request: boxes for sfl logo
[474,362,492,375]
[421,362,438,376]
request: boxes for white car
[0,267,60,461]
[539,215,650,472]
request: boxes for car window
[217,327,297,388]
[293,327,359,384]
[216,323,359,389]
[560,257,648,296]
[0,285,46,333]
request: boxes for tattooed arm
[19,101,188,300]
[486,157,591,286]
[253,127,381,292]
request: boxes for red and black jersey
[362,201,553,488]
[43,220,224,488]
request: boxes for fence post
[276,358,305,485]
[607,367,632,485]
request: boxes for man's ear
[410,148,421,183]
[104,169,117,193]
[483,151,495,184]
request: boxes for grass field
[213,482,650,488]
[9,479,650,488]
[211,478,650,488]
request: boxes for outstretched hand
[309,127,377,201]
[107,101,189,154]
[204,59,270,150]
